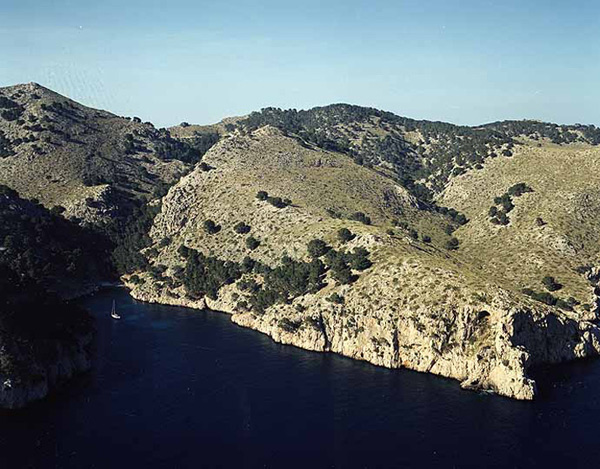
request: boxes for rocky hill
[0,83,208,228]
[3,83,600,402]
[125,121,600,400]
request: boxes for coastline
[125,280,600,401]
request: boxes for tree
[542,276,562,292]
[246,236,260,250]
[348,247,372,270]
[422,234,431,243]
[327,293,345,304]
[455,213,468,225]
[337,228,354,243]
[349,212,371,225]
[331,261,354,284]
[307,239,330,258]
[445,237,459,250]
[266,196,289,208]
[256,191,268,201]
[233,222,251,234]
[203,219,220,234]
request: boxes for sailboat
[110,300,121,320]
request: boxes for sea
[1,287,599,468]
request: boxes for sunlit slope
[441,140,600,312]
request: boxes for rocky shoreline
[127,281,600,400]
[0,331,94,410]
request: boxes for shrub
[278,318,301,333]
[203,219,221,234]
[266,196,289,208]
[508,183,533,197]
[331,261,354,284]
[489,206,498,217]
[233,222,251,234]
[246,236,260,250]
[158,237,171,248]
[307,239,331,258]
[348,247,372,270]
[445,237,459,250]
[349,212,371,225]
[422,235,431,243]
[542,276,562,292]
[241,256,255,273]
[178,244,190,258]
[327,293,345,304]
[455,213,468,225]
[337,228,354,243]
[256,191,268,201]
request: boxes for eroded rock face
[0,332,94,410]
[126,275,600,401]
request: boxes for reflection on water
[0,288,599,468]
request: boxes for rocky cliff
[0,331,94,409]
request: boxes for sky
[1,0,599,128]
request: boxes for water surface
[0,288,599,468]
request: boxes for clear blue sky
[1,0,599,127]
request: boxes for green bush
[542,276,562,292]
[233,222,251,234]
[203,219,221,234]
[327,293,345,304]
[307,239,331,258]
[246,236,260,250]
[266,196,290,209]
[338,228,354,242]
[445,237,459,250]
[349,212,371,225]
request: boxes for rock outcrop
[0,331,94,409]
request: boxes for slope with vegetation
[124,119,600,400]
[3,84,600,402]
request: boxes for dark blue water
[1,288,600,468]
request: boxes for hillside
[125,121,600,400]
[0,83,208,227]
[3,84,600,401]
[0,187,100,408]
[234,105,600,200]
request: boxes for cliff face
[125,126,600,400]
[0,331,94,409]
[0,264,96,410]
[129,272,600,400]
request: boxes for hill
[0,82,218,224]
[3,84,600,401]
[125,119,600,400]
